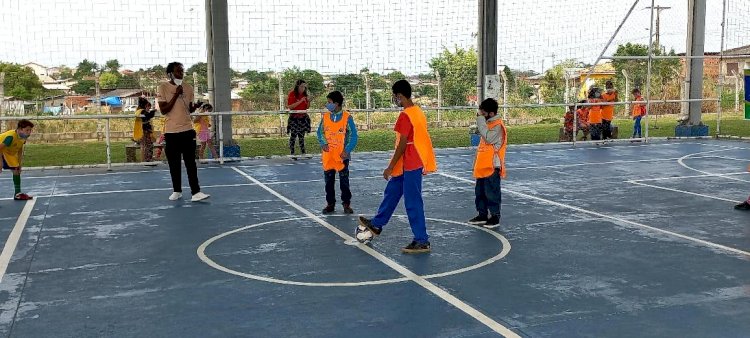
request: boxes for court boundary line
[0,199,37,283]
[627,171,749,183]
[627,181,741,203]
[678,148,750,183]
[438,172,750,259]
[231,167,521,338]
[0,176,384,201]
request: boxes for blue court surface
[0,139,748,337]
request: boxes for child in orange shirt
[631,88,646,138]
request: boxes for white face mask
[173,78,183,86]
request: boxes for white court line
[438,172,750,259]
[0,199,37,283]
[510,157,682,170]
[628,171,749,183]
[678,148,750,183]
[627,181,741,203]
[0,166,224,181]
[230,167,520,338]
[0,176,384,201]
[707,155,750,162]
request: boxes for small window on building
[727,62,739,75]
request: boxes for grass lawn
[19,115,749,167]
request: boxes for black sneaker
[734,201,750,210]
[343,204,354,214]
[322,205,335,214]
[401,241,431,254]
[484,215,500,228]
[468,214,488,225]
[358,216,382,236]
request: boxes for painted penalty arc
[197,216,511,287]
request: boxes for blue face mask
[325,103,337,113]
[17,132,29,139]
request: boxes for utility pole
[645,5,671,51]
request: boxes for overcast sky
[0,0,746,75]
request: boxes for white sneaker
[191,192,210,202]
[168,192,183,201]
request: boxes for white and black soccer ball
[354,225,373,243]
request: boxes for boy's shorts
[2,156,17,170]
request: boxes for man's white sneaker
[191,192,210,202]
[168,192,183,201]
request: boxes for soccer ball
[355,225,373,243]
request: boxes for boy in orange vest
[468,99,507,228]
[317,91,358,214]
[587,87,604,140]
[601,80,618,140]
[631,88,646,138]
[0,119,35,200]
[359,80,437,254]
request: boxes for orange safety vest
[473,119,507,179]
[390,106,437,177]
[321,111,350,172]
[632,96,646,117]
[601,91,617,121]
[588,99,603,124]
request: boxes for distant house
[719,44,749,78]
[23,62,57,83]
[678,44,750,80]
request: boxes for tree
[71,80,95,95]
[612,42,680,94]
[186,62,208,93]
[117,75,139,89]
[99,72,119,89]
[104,59,121,74]
[429,47,478,106]
[74,59,99,80]
[239,71,279,110]
[57,65,74,80]
[541,59,578,103]
[0,63,45,100]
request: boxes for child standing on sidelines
[468,98,507,228]
[358,80,437,254]
[576,101,590,141]
[587,88,604,141]
[317,91,358,214]
[563,105,575,142]
[0,119,35,200]
[601,80,618,140]
[194,104,219,161]
[133,97,157,163]
[631,88,646,139]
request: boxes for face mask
[173,78,183,86]
[17,132,29,139]
[325,103,337,113]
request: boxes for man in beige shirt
[157,61,209,202]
